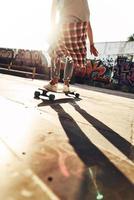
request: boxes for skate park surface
[0,73,134,200]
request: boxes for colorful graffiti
[13,49,43,67]
[73,56,134,92]
[0,48,14,64]
[0,48,48,74]
[74,58,114,84]
[0,47,134,92]
[113,56,134,87]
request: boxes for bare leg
[63,56,74,84]
[50,58,61,84]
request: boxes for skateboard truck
[65,91,80,98]
[34,89,55,101]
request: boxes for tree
[127,34,134,41]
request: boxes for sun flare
[0,0,52,50]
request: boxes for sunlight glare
[0,98,37,153]
[0,0,52,50]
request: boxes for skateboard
[34,88,80,101]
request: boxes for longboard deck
[39,87,76,94]
[34,88,80,101]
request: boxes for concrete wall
[87,41,134,60]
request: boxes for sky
[0,0,133,50]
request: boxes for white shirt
[57,0,90,22]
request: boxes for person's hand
[90,44,98,57]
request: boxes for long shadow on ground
[69,102,134,161]
[50,103,134,199]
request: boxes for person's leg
[63,56,74,92]
[50,59,61,84]
[51,58,61,83]
[63,56,74,82]
[44,58,61,91]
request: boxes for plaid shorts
[49,22,88,68]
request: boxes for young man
[44,0,98,92]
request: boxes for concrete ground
[0,73,134,200]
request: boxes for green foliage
[127,34,134,41]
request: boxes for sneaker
[63,85,70,93]
[43,82,58,92]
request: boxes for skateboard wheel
[34,91,40,99]
[49,94,55,101]
[75,93,79,98]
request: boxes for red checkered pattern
[49,22,88,68]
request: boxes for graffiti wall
[74,55,134,92]
[0,48,48,74]
[0,47,133,92]
[74,58,114,84]
[0,48,14,64]
[113,56,134,87]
